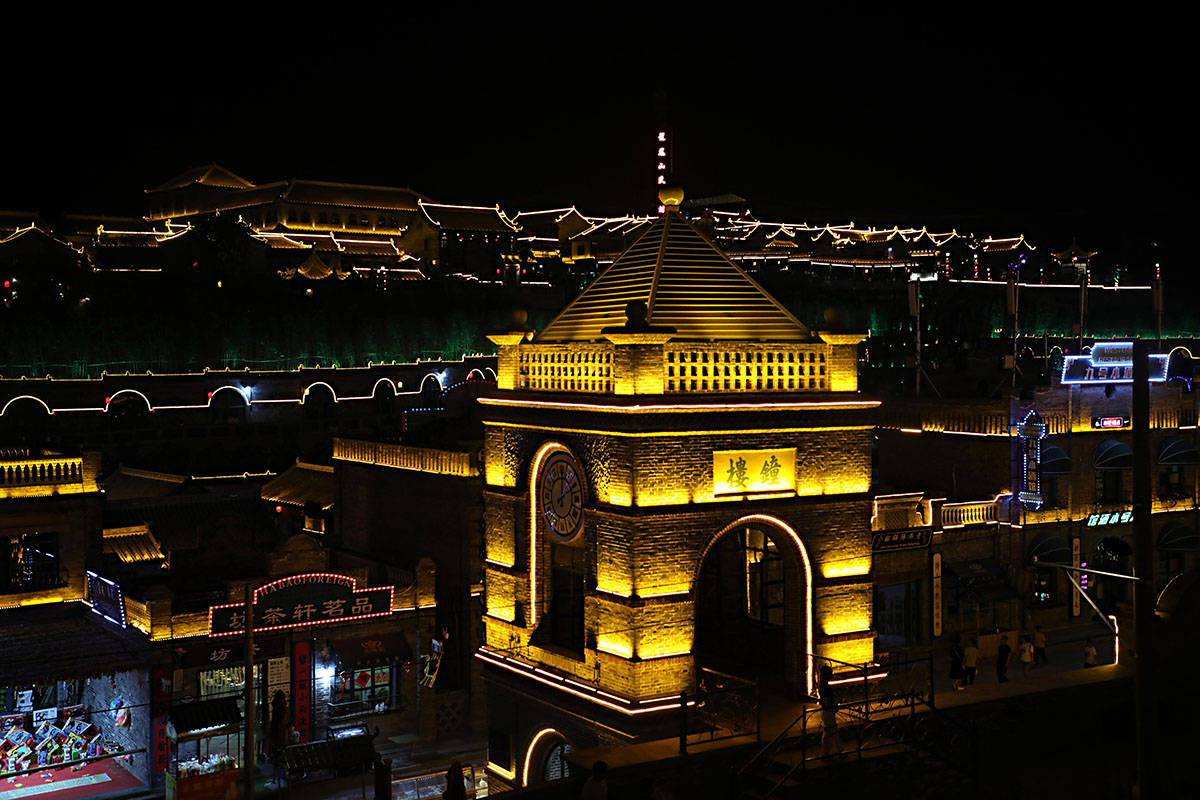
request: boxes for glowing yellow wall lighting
[822,559,871,579]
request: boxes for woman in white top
[1019,635,1035,678]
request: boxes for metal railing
[678,668,760,752]
[736,653,976,797]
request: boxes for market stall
[165,698,242,800]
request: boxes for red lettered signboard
[293,641,311,743]
[151,668,170,774]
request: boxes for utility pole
[243,584,257,799]
[1132,339,1157,799]
[909,279,921,397]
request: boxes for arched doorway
[694,515,811,695]
[522,728,572,786]
[1093,537,1133,613]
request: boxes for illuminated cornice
[479,397,880,414]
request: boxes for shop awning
[1158,522,1200,553]
[329,632,413,667]
[279,733,377,773]
[1094,439,1133,470]
[1026,533,1071,565]
[1158,437,1200,466]
[0,601,152,685]
[1041,445,1073,475]
[168,698,242,741]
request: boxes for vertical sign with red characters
[151,668,170,773]
[292,640,311,743]
[931,553,943,638]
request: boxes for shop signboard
[152,668,170,774]
[293,641,311,743]
[712,448,796,496]
[931,553,943,638]
[180,637,287,669]
[86,570,126,628]
[208,573,393,637]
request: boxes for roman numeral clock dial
[539,452,585,542]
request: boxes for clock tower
[479,191,877,787]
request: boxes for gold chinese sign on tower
[712,448,797,496]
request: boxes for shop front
[0,600,159,798]
[201,572,418,752]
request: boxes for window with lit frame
[332,664,393,716]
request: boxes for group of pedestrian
[951,626,1101,687]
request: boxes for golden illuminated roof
[103,525,166,564]
[537,210,812,342]
[149,164,255,192]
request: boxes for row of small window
[526,379,613,392]
[521,351,612,364]
[526,365,612,377]
[668,377,826,391]
[668,364,825,377]
[269,210,404,229]
[667,350,825,364]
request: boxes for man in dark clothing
[996,635,1011,683]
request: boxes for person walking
[962,637,980,686]
[996,635,1011,683]
[580,760,608,800]
[1033,626,1048,666]
[949,636,965,691]
[1083,638,1098,668]
[1019,635,1035,678]
[818,664,841,758]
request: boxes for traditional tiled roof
[150,163,255,192]
[419,201,520,233]
[261,461,334,509]
[101,466,188,501]
[1051,240,1096,260]
[537,210,813,342]
[103,524,166,564]
[0,603,151,684]
[282,180,428,211]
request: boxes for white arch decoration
[0,395,52,417]
[1168,345,1194,360]
[418,372,443,393]
[484,366,498,379]
[301,381,338,403]
[371,377,397,397]
[697,513,815,696]
[522,727,565,786]
[466,368,486,382]
[105,389,153,413]
[206,385,250,407]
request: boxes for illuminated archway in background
[695,513,814,696]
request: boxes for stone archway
[693,514,813,696]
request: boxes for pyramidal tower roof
[537,205,812,342]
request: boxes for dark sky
[2,9,1182,250]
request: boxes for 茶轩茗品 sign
[208,573,393,637]
[713,448,796,496]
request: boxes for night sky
[2,10,1182,255]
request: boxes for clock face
[539,452,585,542]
